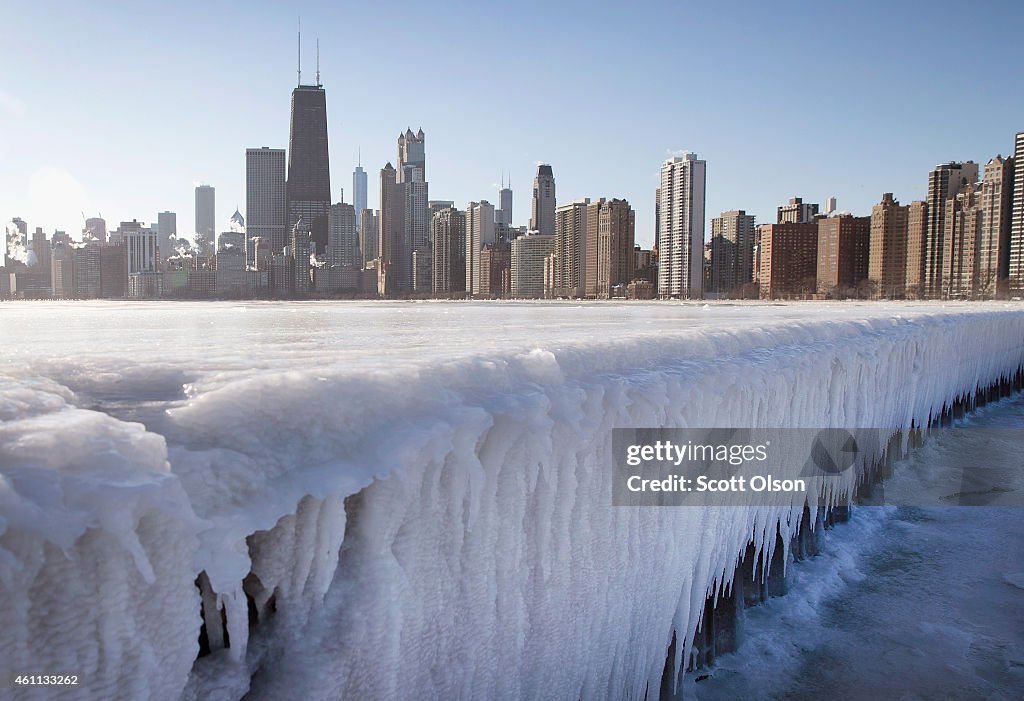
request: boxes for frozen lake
[2,300,1023,700]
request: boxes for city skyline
[1,1,1021,246]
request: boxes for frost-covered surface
[1,300,1023,700]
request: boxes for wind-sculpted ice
[0,303,1022,700]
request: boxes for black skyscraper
[287,84,331,255]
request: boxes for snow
[0,300,1023,700]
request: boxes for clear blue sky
[1,0,1021,247]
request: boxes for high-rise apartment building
[583,198,635,298]
[977,154,1015,297]
[926,161,978,296]
[247,147,287,266]
[530,164,556,236]
[757,222,818,298]
[432,207,466,295]
[511,232,554,298]
[816,214,870,295]
[465,200,495,295]
[905,201,929,297]
[1011,132,1024,295]
[777,197,819,224]
[327,202,358,268]
[553,198,590,297]
[195,185,216,257]
[868,193,908,298]
[654,188,661,251]
[353,162,367,229]
[287,82,332,256]
[940,184,983,299]
[657,153,706,298]
[478,242,510,297]
[709,210,755,296]
[123,219,162,298]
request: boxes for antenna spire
[297,17,302,86]
[316,37,321,86]
[358,147,361,167]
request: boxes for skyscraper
[657,153,706,298]
[326,202,357,267]
[977,155,1014,297]
[926,161,978,296]
[497,177,513,226]
[377,163,405,296]
[868,193,908,298]
[465,200,495,295]
[816,214,871,295]
[530,164,555,236]
[709,210,755,296]
[905,201,929,298]
[359,209,378,267]
[246,147,287,267]
[511,232,554,298]
[195,185,215,257]
[1008,132,1024,295]
[591,198,635,298]
[318,201,358,291]
[940,184,982,299]
[83,216,107,244]
[757,222,818,299]
[353,160,368,229]
[397,129,429,292]
[157,211,177,263]
[287,79,331,256]
[290,218,312,295]
[432,207,466,295]
[553,198,590,297]
[398,129,426,177]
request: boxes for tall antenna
[297,18,302,86]
[316,36,321,86]
[358,147,361,167]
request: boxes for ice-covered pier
[1,301,1022,700]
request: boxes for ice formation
[1,302,1023,700]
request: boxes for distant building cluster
[711,131,1024,300]
[2,58,1019,304]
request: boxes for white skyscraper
[657,153,706,298]
[246,147,287,266]
[511,232,554,298]
[465,200,495,295]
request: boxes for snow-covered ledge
[2,308,1023,700]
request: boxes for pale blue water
[688,395,1024,700]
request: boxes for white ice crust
[1,302,1022,700]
